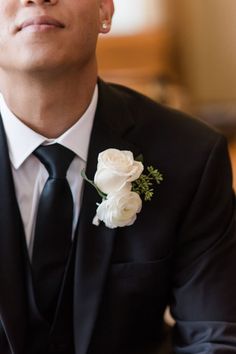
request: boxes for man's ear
[99,0,114,34]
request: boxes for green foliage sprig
[132,166,163,201]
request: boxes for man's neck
[0,64,97,138]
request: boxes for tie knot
[34,144,75,178]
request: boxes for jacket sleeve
[170,135,236,353]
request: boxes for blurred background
[97,0,236,190]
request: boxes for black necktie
[32,143,75,321]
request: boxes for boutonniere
[81,148,163,229]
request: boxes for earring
[102,22,108,30]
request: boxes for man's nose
[20,0,58,5]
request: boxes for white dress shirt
[0,86,98,258]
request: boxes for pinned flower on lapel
[81,148,163,229]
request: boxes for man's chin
[6,55,68,75]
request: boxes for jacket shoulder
[106,81,220,143]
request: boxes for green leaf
[135,154,144,163]
[131,164,163,202]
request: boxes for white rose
[95,190,142,229]
[94,148,144,195]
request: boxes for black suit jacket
[0,79,236,354]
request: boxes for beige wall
[171,0,236,104]
[111,0,166,36]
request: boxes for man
[0,0,235,353]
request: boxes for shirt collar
[0,85,98,169]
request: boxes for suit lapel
[74,80,141,354]
[0,118,27,353]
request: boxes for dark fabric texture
[0,80,235,354]
[32,143,75,321]
[24,237,76,354]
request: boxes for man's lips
[17,16,65,32]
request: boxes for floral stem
[81,169,107,199]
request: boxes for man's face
[0,0,114,74]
